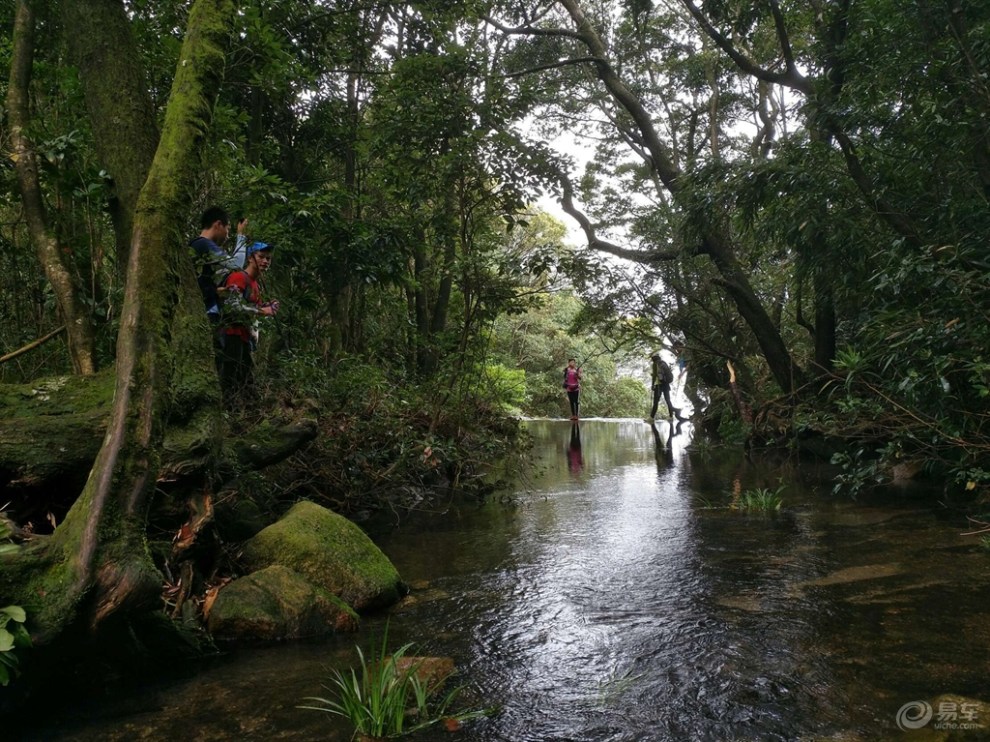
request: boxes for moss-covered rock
[214,495,267,543]
[208,564,358,641]
[240,500,403,611]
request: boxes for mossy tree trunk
[7,0,98,376]
[61,0,161,284]
[22,0,234,641]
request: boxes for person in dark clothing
[563,358,582,420]
[649,352,681,421]
[189,206,248,325]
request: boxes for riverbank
[0,368,524,718]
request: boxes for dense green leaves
[3,0,990,492]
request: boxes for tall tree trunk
[813,271,836,373]
[413,236,433,376]
[7,0,98,376]
[31,0,234,641]
[702,233,802,391]
[430,185,458,336]
[61,0,160,284]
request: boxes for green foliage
[477,364,527,413]
[597,376,648,418]
[0,518,28,679]
[300,627,487,738]
[0,604,31,686]
[488,288,650,418]
[256,353,521,516]
[819,239,990,492]
[0,513,18,557]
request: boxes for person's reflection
[567,421,584,474]
[649,420,674,472]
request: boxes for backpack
[658,358,674,385]
[563,366,580,391]
[217,269,250,308]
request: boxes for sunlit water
[15,419,990,740]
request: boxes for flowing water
[16,419,990,741]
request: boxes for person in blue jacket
[189,206,248,325]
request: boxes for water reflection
[649,420,675,474]
[567,422,584,475]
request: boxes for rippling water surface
[20,419,990,741]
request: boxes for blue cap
[247,241,273,256]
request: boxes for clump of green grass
[979,535,990,552]
[736,486,784,512]
[300,627,487,739]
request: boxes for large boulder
[240,500,404,611]
[208,565,358,641]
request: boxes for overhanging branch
[768,0,798,73]
[504,56,599,78]
[559,175,681,263]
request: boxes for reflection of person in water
[649,420,674,471]
[567,422,584,474]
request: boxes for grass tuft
[735,486,784,512]
[300,625,488,739]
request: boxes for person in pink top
[562,358,583,420]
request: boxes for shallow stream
[19,419,990,740]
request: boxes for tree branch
[679,0,812,94]
[504,56,599,79]
[559,175,680,263]
[830,130,921,246]
[767,0,797,73]
[484,15,583,40]
[0,327,65,365]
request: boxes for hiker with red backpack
[218,241,280,403]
